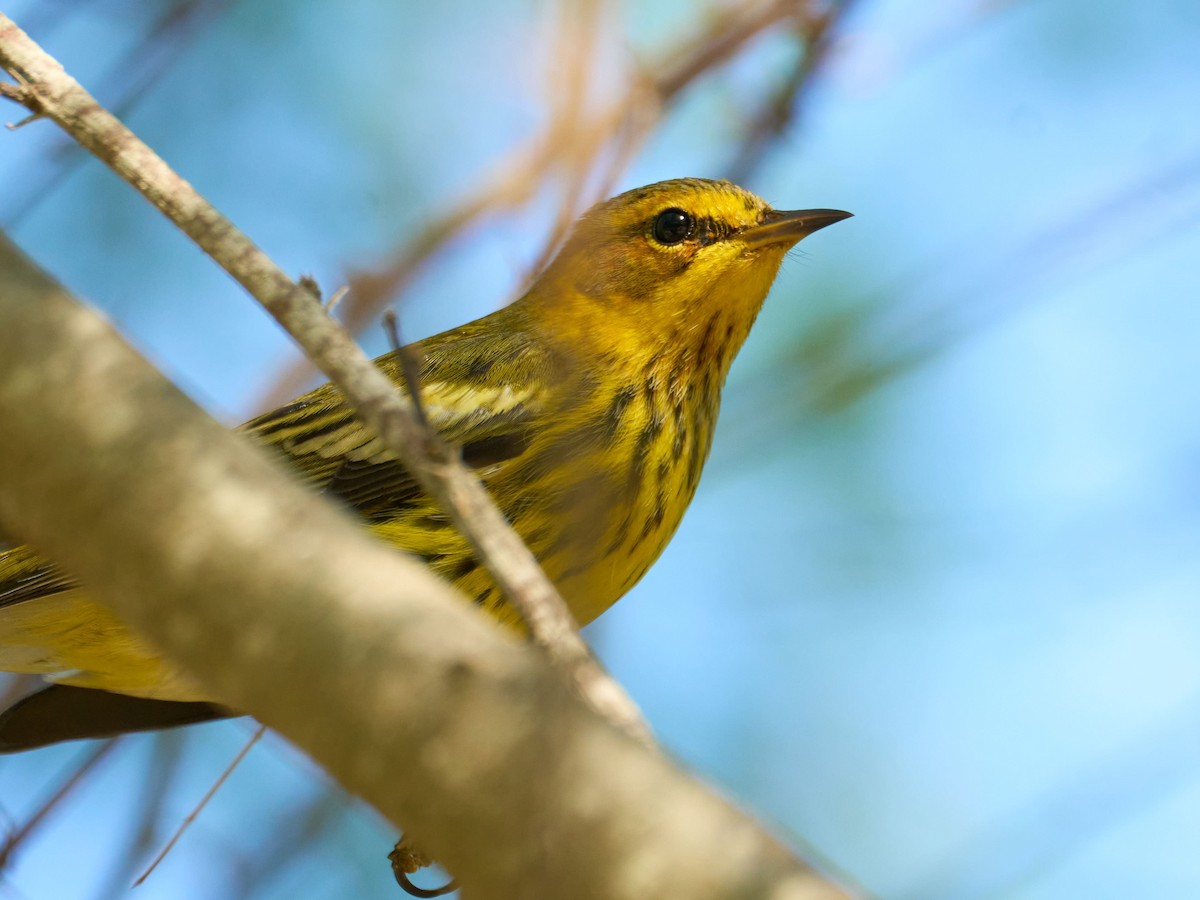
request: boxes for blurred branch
[0,12,646,742]
[228,785,351,897]
[2,0,233,226]
[258,0,830,408]
[852,0,1022,93]
[714,148,1200,469]
[4,0,103,40]
[726,0,859,183]
[519,0,609,283]
[93,730,188,900]
[0,231,851,898]
[0,740,118,873]
[134,725,266,887]
[899,692,1200,900]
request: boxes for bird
[0,177,850,751]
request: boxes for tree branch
[0,233,851,899]
[259,0,818,406]
[0,12,644,739]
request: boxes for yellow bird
[0,178,849,750]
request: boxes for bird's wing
[243,319,552,521]
[0,316,555,609]
[0,547,77,609]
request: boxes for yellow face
[539,177,850,365]
[557,178,775,304]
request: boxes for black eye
[652,208,695,245]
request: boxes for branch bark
[0,234,850,899]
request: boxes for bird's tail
[0,684,230,752]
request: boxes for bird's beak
[741,208,853,249]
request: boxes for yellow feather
[0,178,849,702]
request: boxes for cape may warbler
[0,178,849,750]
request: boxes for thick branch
[0,235,850,899]
[0,13,642,737]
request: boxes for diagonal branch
[0,13,644,739]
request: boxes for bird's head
[529,178,850,371]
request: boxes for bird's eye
[652,208,695,245]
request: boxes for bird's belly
[520,454,701,626]
[549,522,678,626]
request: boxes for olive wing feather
[0,321,552,609]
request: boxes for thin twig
[0,13,648,741]
[381,310,429,431]
[323,284,349,313]
[519,0,608,283]
[133,724,265,887]
[725,1,858,183]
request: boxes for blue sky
[2,1,1199,897]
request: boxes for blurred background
[1,0,1198,897]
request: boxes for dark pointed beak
[741,208,853,249]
